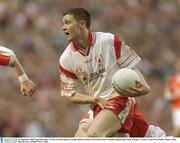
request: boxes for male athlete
[59,8,165,137]
[0,46,37,97]
[164,58,180,137]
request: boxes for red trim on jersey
[114,35,122,60]
[59,65,78,80]
[71,32,96,56]
[118,50,135,66]
[72,43,78,51]
[0,54,11,66]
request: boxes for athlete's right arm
[59,67,113,109]
[68,92,113,109]
[68,92,96,104]
[59,55,113,109]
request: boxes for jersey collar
[71,32,96,56]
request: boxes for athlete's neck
[74,29,89,50]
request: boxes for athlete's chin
[66,37,72,42]
[67,36,76,43]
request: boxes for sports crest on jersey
[89,54,106,81]
[73,55,106,83]
[95,54,103,66]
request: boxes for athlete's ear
[79,20,86,29]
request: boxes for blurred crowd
[0,0,179,137]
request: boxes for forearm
[67,92,112,109]
[11,57,25,76]
[134,68,151,95]
[68,92,96,104]
[11,57,29,82]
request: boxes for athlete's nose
[61,24,66,31]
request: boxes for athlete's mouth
[65,32,70,36]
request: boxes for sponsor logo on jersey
[89,67,106,81]
[73,55,106,83]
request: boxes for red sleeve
[114,35,122,60]
[0,54,11,66]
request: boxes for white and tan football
[112,68,140,95]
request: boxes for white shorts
[172,108,180,128]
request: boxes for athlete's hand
[20,79,37,97]
[94,96,114,109]
[124,80,150,97]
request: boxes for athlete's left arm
[125,68,151,97]
[11,56,37,97]
[111,35,150,97]
[0,46,37,97]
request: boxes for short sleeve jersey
[0,46,15,66]
[59,32,141,99]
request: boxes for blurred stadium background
[0,0,179,137]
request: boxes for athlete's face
[62,14,82,42]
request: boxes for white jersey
[0,46,15,66]
[59,32,141,99]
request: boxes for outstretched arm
[0,46,37,96]
[11,57,37,97]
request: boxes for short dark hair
[63,8,91,28]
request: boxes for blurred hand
[124,80,150,97]
[20,79,37,97]
[94,96,114,109]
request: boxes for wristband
[18,74,28,83]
